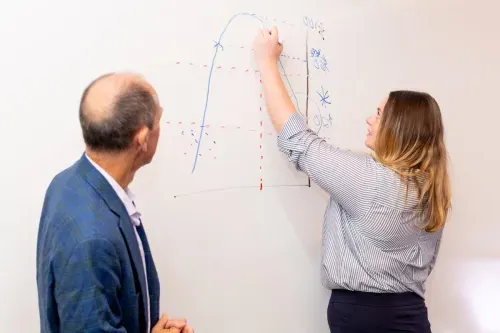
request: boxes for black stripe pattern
[278,113,442,297]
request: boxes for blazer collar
[76,152,131,219]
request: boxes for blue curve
[191,13,303,173]
[279,58,303,117]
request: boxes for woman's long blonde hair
[374,90,451,232]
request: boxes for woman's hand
[252,26,295,132]
[253,26,283,71]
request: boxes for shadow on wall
[426,258,500,333]
[276,176,499,333]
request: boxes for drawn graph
[163,13,332,198]
[191,13,261,174]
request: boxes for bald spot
[81,73,155,123]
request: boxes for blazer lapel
[140,226,160,324]
[77,153,149,328]
[117,217,149,326]
[119,214,148,324]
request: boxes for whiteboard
[1,1,499,333]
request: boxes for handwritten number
[303,16,326,39]
[310,48,328,72]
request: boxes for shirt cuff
[278,112,309,140]
[277,112,317,165]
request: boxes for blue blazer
[36,154,160,333]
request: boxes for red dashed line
[174,56,306,70]
[164,120,281,137]
[167,121,335,142]
[259,76,263,191]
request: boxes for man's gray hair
[79,74,157,151]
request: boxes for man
[36,73,193,333]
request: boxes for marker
[275,24,284,44]
[264,23,283,45]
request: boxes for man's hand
[152,313,194,333]
[165,317,194,333]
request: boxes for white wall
[0,1,498,332]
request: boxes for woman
[253,27,451,332]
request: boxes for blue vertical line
[278,58,303,117]
[191,13,302,173]
[192,13,264,173]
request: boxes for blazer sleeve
[54,238,127,333]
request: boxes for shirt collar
[85,153,142,226]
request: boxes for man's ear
[135,126,150,152]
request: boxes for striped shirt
[277,113,443,298]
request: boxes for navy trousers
[327,290,432,333]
